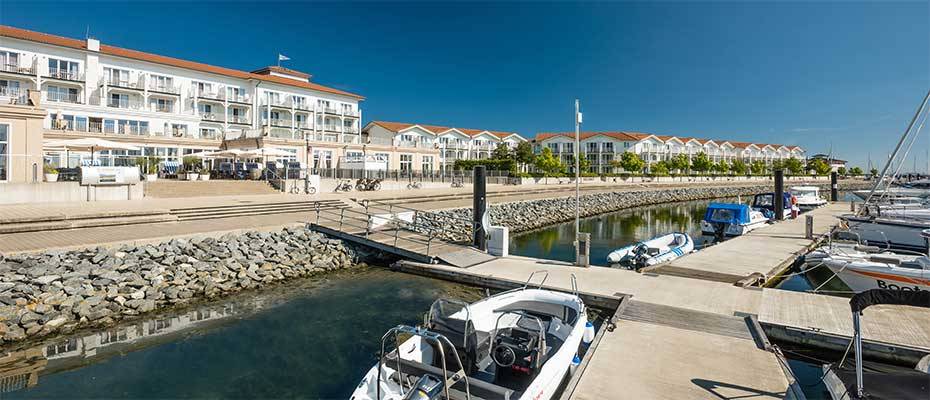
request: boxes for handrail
[523,271,549,289]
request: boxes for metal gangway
[309,200,495,267]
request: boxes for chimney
[87,38,100,52]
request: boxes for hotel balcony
[294,121,311,130]
[201,113,224,123]
[197,91,225,102]
[262,97,291,108]
[227,93,251,104]
[293,102,312,111]
[106,98,145,110]
[228,115,250,125]
[267,119,292,128]
[440,142,466,150]
[323,107,339,115]
[344,126,359,134]
[147,82,180,95]
[322,124,340,132]
[0,59,36,76]
[199,130,220,140]
[342,134,361,144]
[342,109,360,118]
[153,103,174,113]
[103,76,142,90]
[46,68,84,82]
[46,91,83,104]
[0,86,27,104]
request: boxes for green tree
[784,158,804,175]
[807,159,831,175]
[771,159,785,172]
[533,147,563,182]
[514,142,535,169]
[651,161,669,176]
[491,143,512,160]
[849,166,863,176]
[617,151,645,174]
[837,166,847,176]
[669,154,690,174]
[730,159,748,175]
[869,168,878,177]
[714,160,730,174]
[750,160,767,175]
[576,153,591,173]
[691,152,713,174]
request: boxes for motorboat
[751,192,799,219]
[839,207,930,253]
[350,274,589,400]
[700,203,769,237]
[852,187,930,201]
[606,232,693,270]
[821,289,930,399]
[789,186,828,210]
[821,251,929,293]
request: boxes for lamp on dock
[573,99,588,267]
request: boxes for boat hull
[841,215,930,253]
[700,219,767,237]
[824,260,930,293]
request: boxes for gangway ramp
[309,200,492,266]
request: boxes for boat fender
[917,354,930,375]
[583,321,595,344]
[570,354,581,375]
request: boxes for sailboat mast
[858,89,930,213]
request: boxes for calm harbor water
[1,269,482,399]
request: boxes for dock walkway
[647,202,850,285]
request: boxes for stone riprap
[417,181,871,241]
[0,226,356,344]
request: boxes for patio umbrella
[185,150,222,159]
[44,138,140,165]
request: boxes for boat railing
[377,324,471,400]
[522,270,549,290]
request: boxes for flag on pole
[278,54,291,61]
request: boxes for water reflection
[511,198,727,265]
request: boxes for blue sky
[2,1,928,169]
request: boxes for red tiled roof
[533,131,801,151]
[0,25,363,99]
[251,66,311,79]
[368,121,522,140]
[534,132,640,141]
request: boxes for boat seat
[854,245,882,253]
[386,353,515,400]
[869,255,902,265]
[647,247,661,256]
[430,317,491,374]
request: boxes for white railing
[104,76,141,88]
[201,113,222,122]
[46,91,83,104]
[0,61,35,75]
[295,121,311,129]
[228,115,250,124]
[293,101,311,110]
[396,140,419,148]
[322,124,339,132]
[324,107,338,114]
[48,69,84,81]
[107,98,144,110]
[342,134,361,144]
[342,109,359,117]
[268,119,292,128]
[198,91,225,101]
[227,93,251,103]
[148,82,180,94]
[153,103,173,113]
[118,124,149,136]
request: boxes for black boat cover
[849,289,930,313]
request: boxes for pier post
[473,166,487,251]
[805,215,814,239]
[774,169,785,221]
[830,171,838,201]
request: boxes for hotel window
[104,67,129,86]
[0,79,20,97]
[624,142,630,148]
[150,75,173,91]
[153,98,173,113]
[0,51,18,69]
[317,99,331,110]
[267,91,282,105]
[603,143,614,152]
[341,103,353,114]
[400,154,413,173]
[0,124,7,181]
[547,143,558,153]
[195,81,213,96]
[421,156,433,173]
[374,152,389,164]
[171,124,187,136]
[292,96,307,109]
[563,143,573,153]
[49,58,79,79]
[199,103,213,117]
[226,86,245,102]
[586,142,598,153]
[47,85,79,103]
[109,93,129,108]
[200,128,218,139]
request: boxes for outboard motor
[403,374,443,400]
[712,222,727,243]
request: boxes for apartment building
[533,131,804,174]
[362,121,527,172]
[0,25,365,176]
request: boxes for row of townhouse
[533,132,804,174]
[361,121,527,172]
[0,25,375,181]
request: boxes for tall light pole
[574,99,581,237]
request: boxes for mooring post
[830,171,838,201]
[774,169,785,221]
[805,215,814,239]
[473,166,487,251]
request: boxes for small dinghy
[350,273,589,400]
[606,232,693,270]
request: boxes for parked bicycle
[451,179,464,188]
[334,179,354,192]
[355,178,382,191]
[406,181,422,190]
[290,183,318,195]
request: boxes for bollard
[576,232,591,267]
[805,215,814,239]
[774,169,785,221]
[473,166,487,251]
[830,172,838,201]
[850,201,855,212]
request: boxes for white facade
[0,25,362,167]
[533,132,805,174]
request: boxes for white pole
[574,99,581,238]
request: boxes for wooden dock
[645,202,851,285]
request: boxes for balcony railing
[104,76,141,89]
[322,124,340,132]
[46,91,83,104]
[0,86,27,104]
[201,113,223,122]
[265,119,291,128]
[118,124,149,136]
[47,69,84,82]
[228,115,250,125]
[0,62,35,75]
[342,134,361,144]
[107,98,144,110]
[323,107,339,114]
[344,127,359,134]
[396,140,419,148]
[295,121,311,130]
[153,103,173,113]
[200,130,219,140]
[148,83,180,95]
[198,91,225,101]
[269,129,295,139]
[293,102,311,111]
[227,93,251,104]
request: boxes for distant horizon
[1,1,928,171]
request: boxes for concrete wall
[0,101,46,183]
[0,182,143,204]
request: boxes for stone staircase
[143,180,280,198]
[170,199,348,221]
[0,210,177,234]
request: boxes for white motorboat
[700,203,769,237]
[350,275,588,400]
[606,232,694,270]
[789,186,828,210]
[816,248,930,293]
[840,206,930,253]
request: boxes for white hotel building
[0,25,366,173]
[534,131,804,174]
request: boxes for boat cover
[849,289,930,313]
[703,203,751,225]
